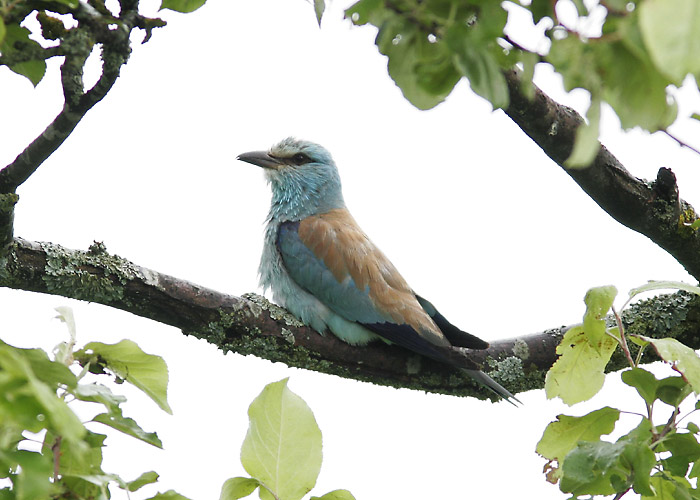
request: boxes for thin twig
[662,129,700,156]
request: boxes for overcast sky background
[2,0,700,498]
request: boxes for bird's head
[237,137,345,220]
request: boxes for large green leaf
[77,340,171,414]
[560,441,623,496]
[559,419,654,498]
[545,324,618,404]
[537,407,620,463]
[240,379,322,500]
[545,286,619,404]
[639,0,700,83]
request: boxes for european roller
[237,138,517,403]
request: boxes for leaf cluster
[220,379,355,500]
[0,307,185,499]
[0,0,205,88]
[335,0,699,165]
[539,282,700,499]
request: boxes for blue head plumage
[237,137,345,222]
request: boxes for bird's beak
[237,151,283,170]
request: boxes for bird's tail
[463,369,521,406]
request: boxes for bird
[237,137,518,404]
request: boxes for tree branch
[503,69,700,280]
[0,3,142,256]
[3,237,699,400]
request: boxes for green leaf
[639,0,700,83]
[617,418,655,496]
[345,0,385,26]
[658,433,700,477]
[314,0,325,26]
[376,20,459,110]
[127,471,159,492]
[545,325,618,404]
[73,383,127,413]
[0,342,84,442]
[537,407,620,462]
[77,340,171,414]
[8,341,76,389]
[545,286,619,405]
[642,474,693,500]
[601,41,676,130]
[45,430,105,477]
[621,368,658,405]
[692,113,700,122]
[219,477,259,500]
[160,0,206,13]
[0,24,47,86]
[559,419,655,497]
[560,441,624,496]
[92,412,163,448]
[566,97,601,168]
[0,19,6,47]
[446,24,509,109]
[146,491,192,500]
[689,460,700,479]
[655,376,692,407]
[638,337,700,393]
[311,490,357,500]
[10,450,54,500]
[629,280,700,299]
[240,379,323,500]
[583,285,617,346]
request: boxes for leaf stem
[612,306,635,367]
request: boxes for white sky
[2,0,700,498]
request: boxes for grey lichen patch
[280,328,295,344]
[488,356,525,386]
[242,292,304,327]
[512,339,530,360]
[41,241,143,304]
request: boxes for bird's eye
[291,153,310,165]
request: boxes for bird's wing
[277,208,451,351]
[414,295,489,349]
[278,209,519,402]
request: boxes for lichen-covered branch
[2,237,699,400]
[0,1,163,256]
[503,70,700,280]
